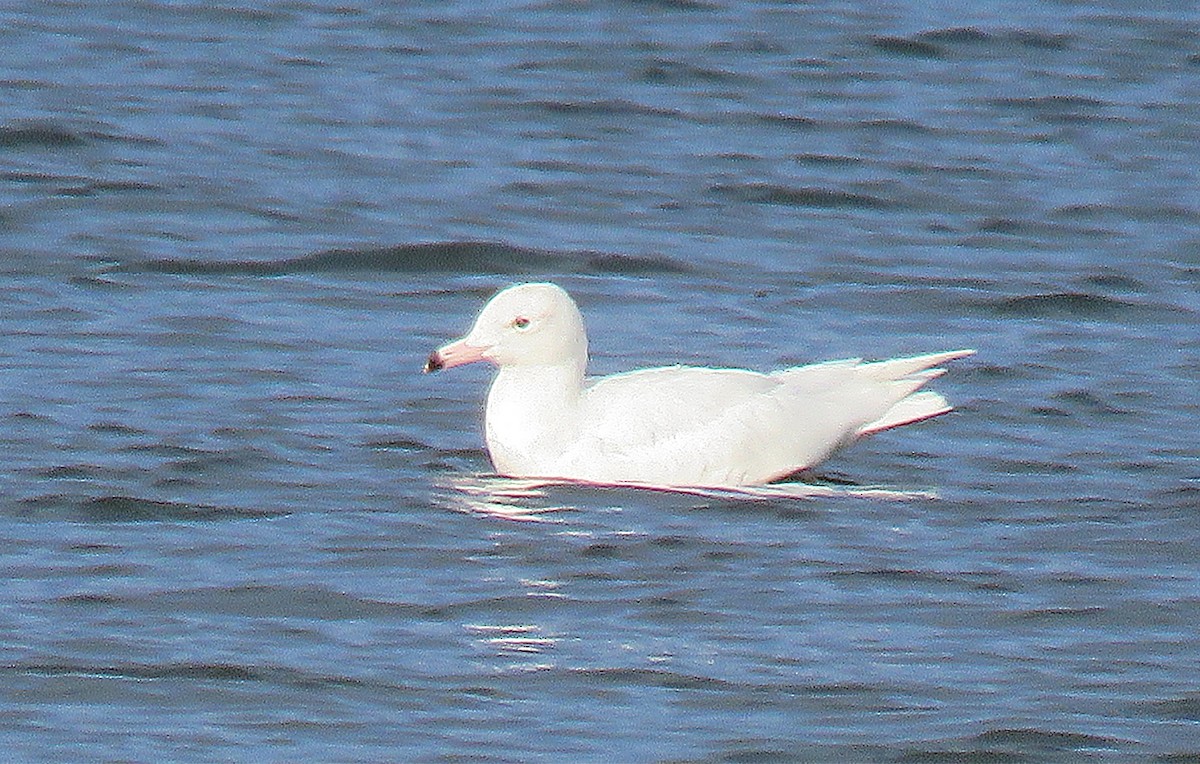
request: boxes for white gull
[425,282,973,488]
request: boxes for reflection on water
[439,474,937,522]
[439,475,581,522]
[465,623,559,658]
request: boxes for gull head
[424,282,588,373]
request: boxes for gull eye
[512,316,531,330]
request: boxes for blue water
[2,1,1199,761]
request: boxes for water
[2,0,1199,760]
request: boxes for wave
[528,98,683,119]
[18,494,289,522]
[871,27,1073,60]
[54,583,420,620]
[118,240,690,277]
[710,183,892,210]
[903,727,1135,761]
[1142,694,1200,721]
[1053,201,1200,223]
[639,58,758,86]
[972,291,1159,320]
[0,122,85,149]
[0,120,164,149]
[870,35,945,59]
[987,95,1115,125]
[1,658,404,691]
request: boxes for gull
[425,282,972,487]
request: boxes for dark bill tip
[423,351,444,374]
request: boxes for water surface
[2,1,1199,761]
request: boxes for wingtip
[856,391,955,438]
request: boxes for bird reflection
[438,474,935,521]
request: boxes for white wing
[564,350,973,485]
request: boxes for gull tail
[855,349,975,438]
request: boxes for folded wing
[568,350,973,485]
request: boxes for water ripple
[118,241,689,276]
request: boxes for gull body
[425,282,973,487]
